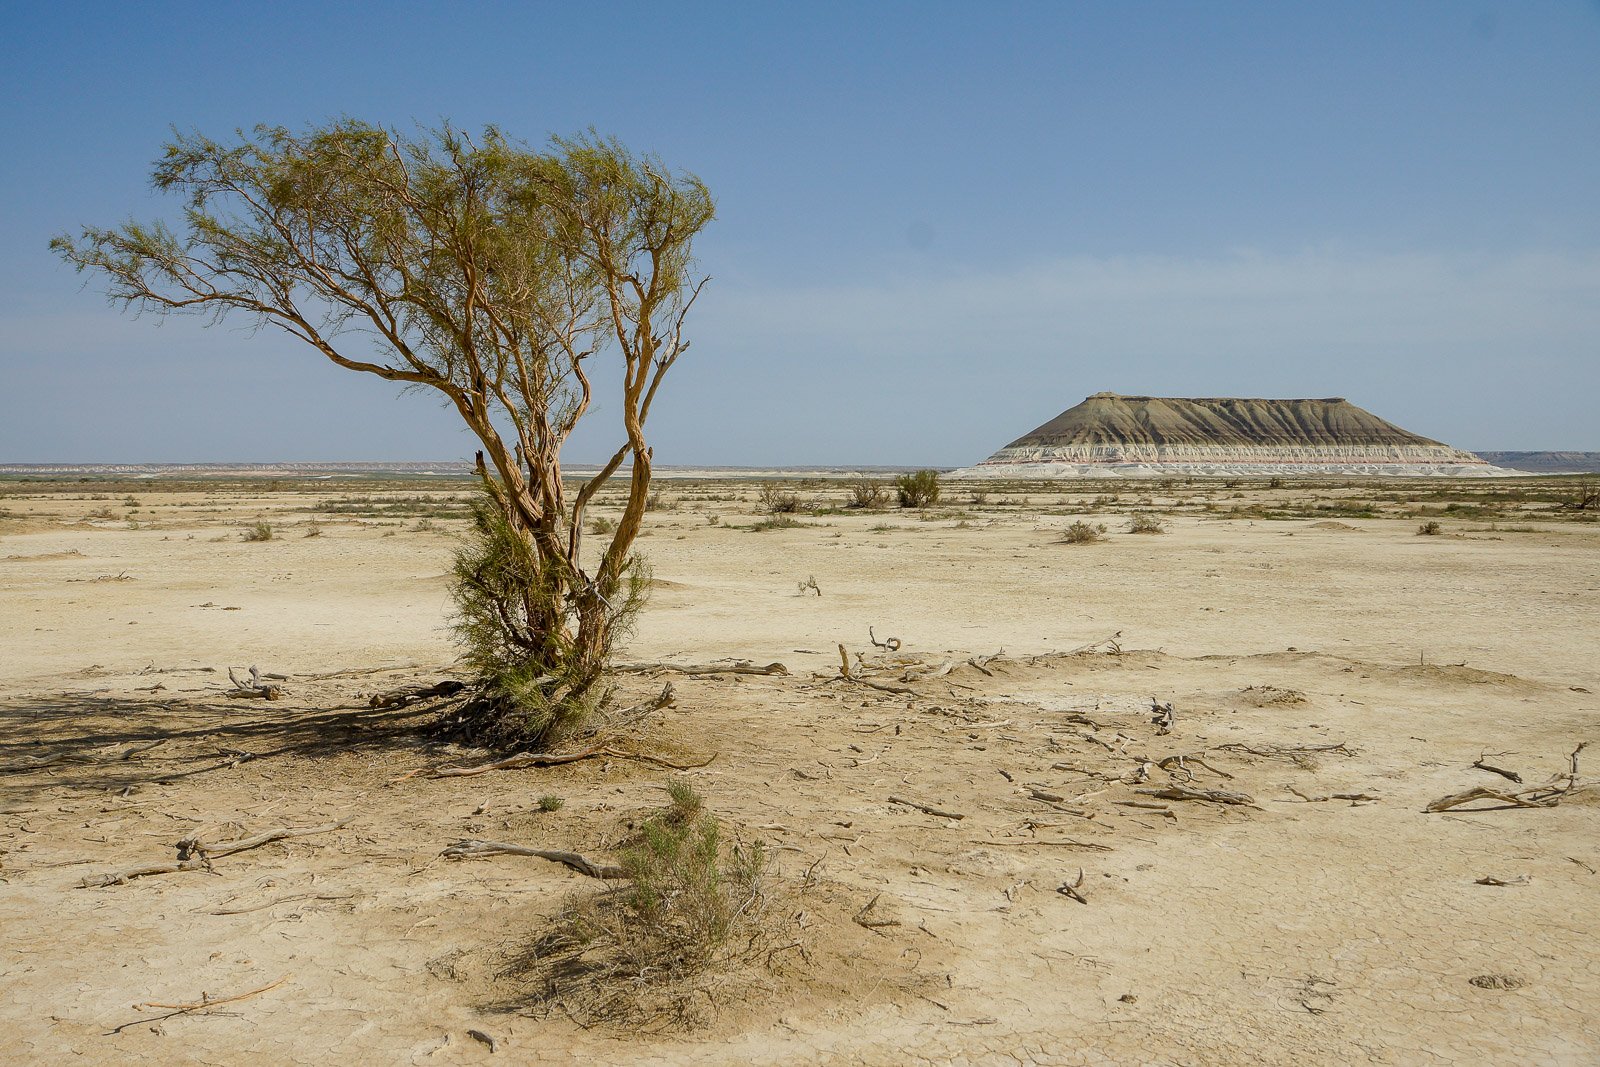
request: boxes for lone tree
[54,121,714,745]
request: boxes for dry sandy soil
[2,478,1597,1065]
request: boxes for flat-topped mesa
[952,393,1519,478]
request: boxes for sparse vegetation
[529,780,769,1026]
[1417,521,1443,536]
[846,478,885,509]
[895,470,941,509]
[241,521,274,542]
[758,484,801,514]
[1061,520,1108,544]
[538,794,566,813]
[56,120,714,749]
[1127,513,1166,534]
[749,514,803,532]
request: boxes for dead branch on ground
[78,818,352,888]
[614,660,788,677]
[368,679,466,709]
[1137,785,1259,808]
[1286,787,1378,803]
[1472,754,1523,783]
[227,665,282,701]
[1427,742,1587,812]
[440,839,626,878]
[1,738,168,774]
[1056,868,1088,904]
[134,973,291,1013]
[888,794,966,820]
[869,627,902,651]
[853,893,901,930]
[1150,698,1175,735]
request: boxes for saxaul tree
[54,121,714,744]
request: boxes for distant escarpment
[1474,452,1600,474]
[953,393,1519,479]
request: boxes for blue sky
[2,1,1597,463]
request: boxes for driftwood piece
[853,893,901,930]
[1472,755,1523,784]
[134,973,291,1013]
[1427,742,1587,812]
[888,795,965,820]
[1287,788,1379,803]
[1425,787,1555,813]
[440,839,625,879]
[1056,868,1089,905]
[1475,874,1531,887]
[1150,698,1175,736]
[78,818,352,888]
[393,732,711,782]
[869,627,902,652]
[1215,742,1352,763]
[1,738,168,774]
[1137,785,1259,808]
[368,679,466,710]
[227,665,282,701]
[615,660,788,677]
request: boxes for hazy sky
[3,1,1597,464]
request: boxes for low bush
[758,484,801,514]
[1126,513,1165,534]
[1417,521,1443,536]
[895,470,941,509]
[1061,521,1107,544]
[528,780,770,1026]
[241,521,274,542]
[845,478,885,510]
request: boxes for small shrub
[749,514,802,532]
[705,514,720,526]
[529,780,769,1027]
[590,515,617,535]
[242,522,274,542]
[895,470,941,509]
[1417,521,1443,536]
[846,478,885,509]
[537,794,565,812]
[304,520,324,538]
[1126,514,1165,534]
[1061,521,1107,544]
[645,492,674,511]
[758,484,800,514]
[415,518,438,532]
[969,491,989,506]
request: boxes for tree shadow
[0,691,463,805]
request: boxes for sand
[2,478,1597,1064]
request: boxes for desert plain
[2,473,1597,1065]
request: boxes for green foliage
[53,121,716,749]
[614,780,765,968]
[241,521,274,542]
[895,470,941,509]
[451,495,649,745]
[538,794,566,812]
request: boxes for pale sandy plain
[2,476,1597,1065]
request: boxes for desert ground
[2,474,1597,1065]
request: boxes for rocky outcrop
[953,393,1520,478]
